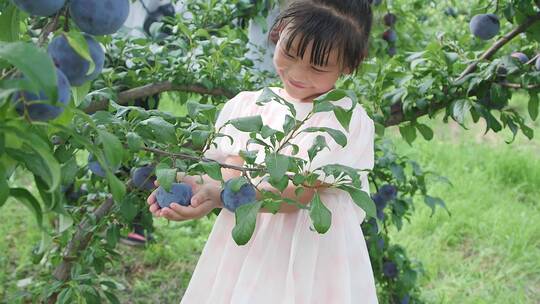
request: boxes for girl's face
[273,24,350,102]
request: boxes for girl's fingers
[190,191,207,207]
[149,203,160,215]
[169,201,213,219]
[147,191,156,205]
[161,207,186,221]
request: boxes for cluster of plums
[10,0,130,121]
[381,12,397,56]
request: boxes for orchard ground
[0,93,538,303]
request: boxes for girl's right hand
[146,175,223,221]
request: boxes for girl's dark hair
[269,0,373,73]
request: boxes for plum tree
[13,68,70,121]
[382,29,397,43]
[156,183,193,208]
[47,34,105,86]
[511,52,529,63]
[69,0,130,36]
[221,179,256,212]
[383,13,397,27]
[131,165,156,191]
[10,0,66,17]
[469,14,500,40]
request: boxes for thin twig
[498,82,540,89]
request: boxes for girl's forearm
[257,181,317,214]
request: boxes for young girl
[147,1,378,302]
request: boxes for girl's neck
[278,86,336,104]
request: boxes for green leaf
[57,287,73,304]
[228,177,249,192]
[232,200,262,246]
[338,185,376,219]
[64,31,95,76]
[265,153,290,181]
[187,101,215,118]
[333,106,352,132]
[424,195,449,217]
[268,175,289,192]
[6,142,61,192]
[71,82,91,107]
[528,91,539,121]
[229,115,263,132]
[126,132,143,152]
[452,99,471,125]
[98,129,123,169]
[106,224,120,248]
[119,194,138,222]
[60,158,78,186]
[156,162,176,192]
[10,188,43,228]
[399,124,417,145]
[106,172,126,203]
[201,161,223,181]
[302,127,347,147]
[307,135,329,162]
[192,130,210,148]
[260,125,279,138]
[282,115,296,134]
[0,41,58,102]
[313,100,335,113]
[81,286,101,304]
[0,4,20,42]
[103,290,121,304]
[309,192,331,234]
[416,123,434,140]
[139,116,176,143]
[58,214,73,233]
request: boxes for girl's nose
[287,65,309,84]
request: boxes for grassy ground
[1,94,539,303]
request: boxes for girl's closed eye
[311,66,328,73]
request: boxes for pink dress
[180,87,378,304]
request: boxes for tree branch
[48,197,115,303]
[37,8,65,47]
[117,81,236,103]
[84,82,237,114]
[499,82,540,89]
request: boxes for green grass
[384,104,540,303]
[1,93,539,303]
